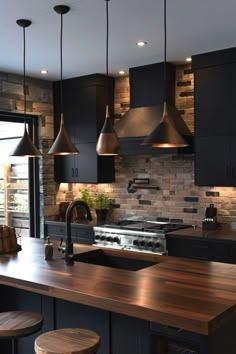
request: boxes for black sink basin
[74,250,158,271]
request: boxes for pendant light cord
[106,0,109,117]
[164,0,167,100]
[60,12,64,121]
[23,26,26,126]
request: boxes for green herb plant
[94,193,112,210]
[80,189,93,207]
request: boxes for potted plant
[94,193,112,225]
[80,189,93,207]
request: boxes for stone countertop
[0,237,236,336]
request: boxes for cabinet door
[54,154,75,183]
[167,237,209,260]
[63,85,99,143]
[195,63,236,137]
[195,136,231,186]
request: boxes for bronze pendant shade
[142,0,188,148]
[142,102,188,147]
[10,19,41,157]
[48,5,79,155]
[96,105,120,155]
[96,0,120,156]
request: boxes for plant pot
[95,209,108,225]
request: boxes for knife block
[202,220,218,230]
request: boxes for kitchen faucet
[59,199,92,265]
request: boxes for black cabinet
[53,74,115,183]
[44,221,94,244]
[192,47,236,186]
[195,136,236,186]
[55,143,114,183]
[167,235,236,264]
[167,237,209,261]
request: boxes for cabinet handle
[72,168,74,177]
[75,168,78,177]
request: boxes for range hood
[114,62,193,155]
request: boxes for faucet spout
[65,199,92,265]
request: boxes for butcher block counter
[0,237,236,354]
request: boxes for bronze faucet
[59,199,92,265]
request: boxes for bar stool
[34,328,100,354]
[0,310,43,354]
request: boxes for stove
[93,219,193,255]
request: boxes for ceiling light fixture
[186,57,192,62]
[10,19,41,157]
[142,0,188,148]
[119,70,125,75]
[48,5,79,155]
[136,41,147,47]
[96,0,120,156]
[40,69,48,75]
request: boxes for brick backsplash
[56,64,236,227]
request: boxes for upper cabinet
[53,74,115,183]
[192,47,236,186]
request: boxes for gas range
[93,219,193,255]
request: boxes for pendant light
[48,5,79,155]
[10,19,41,157]
[142,0,188,148]
[96,0,120,156]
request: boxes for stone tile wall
[0,72,57,236]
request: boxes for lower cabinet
[44,221,94,245]
[167,236,236,264]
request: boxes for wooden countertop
[167,225,236,242]
[0,237,236,336]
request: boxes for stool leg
[11,338,16,354]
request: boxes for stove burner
[93,219,193,255]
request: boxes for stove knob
[140,240,146,247]
[155,242,160,248]
[95,235,100,240]
[106,236,112,242]
[147,241,153,247]
[133,239,139,246]
[113,236,120,244]
[100,235,106,241]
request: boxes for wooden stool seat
[0,310,43,338]
[34,328,100,354]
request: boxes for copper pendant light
[142,0,188,148]
[96,0,120,156]
[48,5,79,155]
[10,19,41,157]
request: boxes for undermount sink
[73,249,158,271]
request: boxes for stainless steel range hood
[114,62,193,155]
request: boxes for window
[0,112,40,237]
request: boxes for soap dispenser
[44,236,53,260]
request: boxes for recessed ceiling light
[186,57,192,62]
[119,70,125,75]
[40,69,48,75]
[136,41,147,47]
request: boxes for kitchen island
[0,237,236,354]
